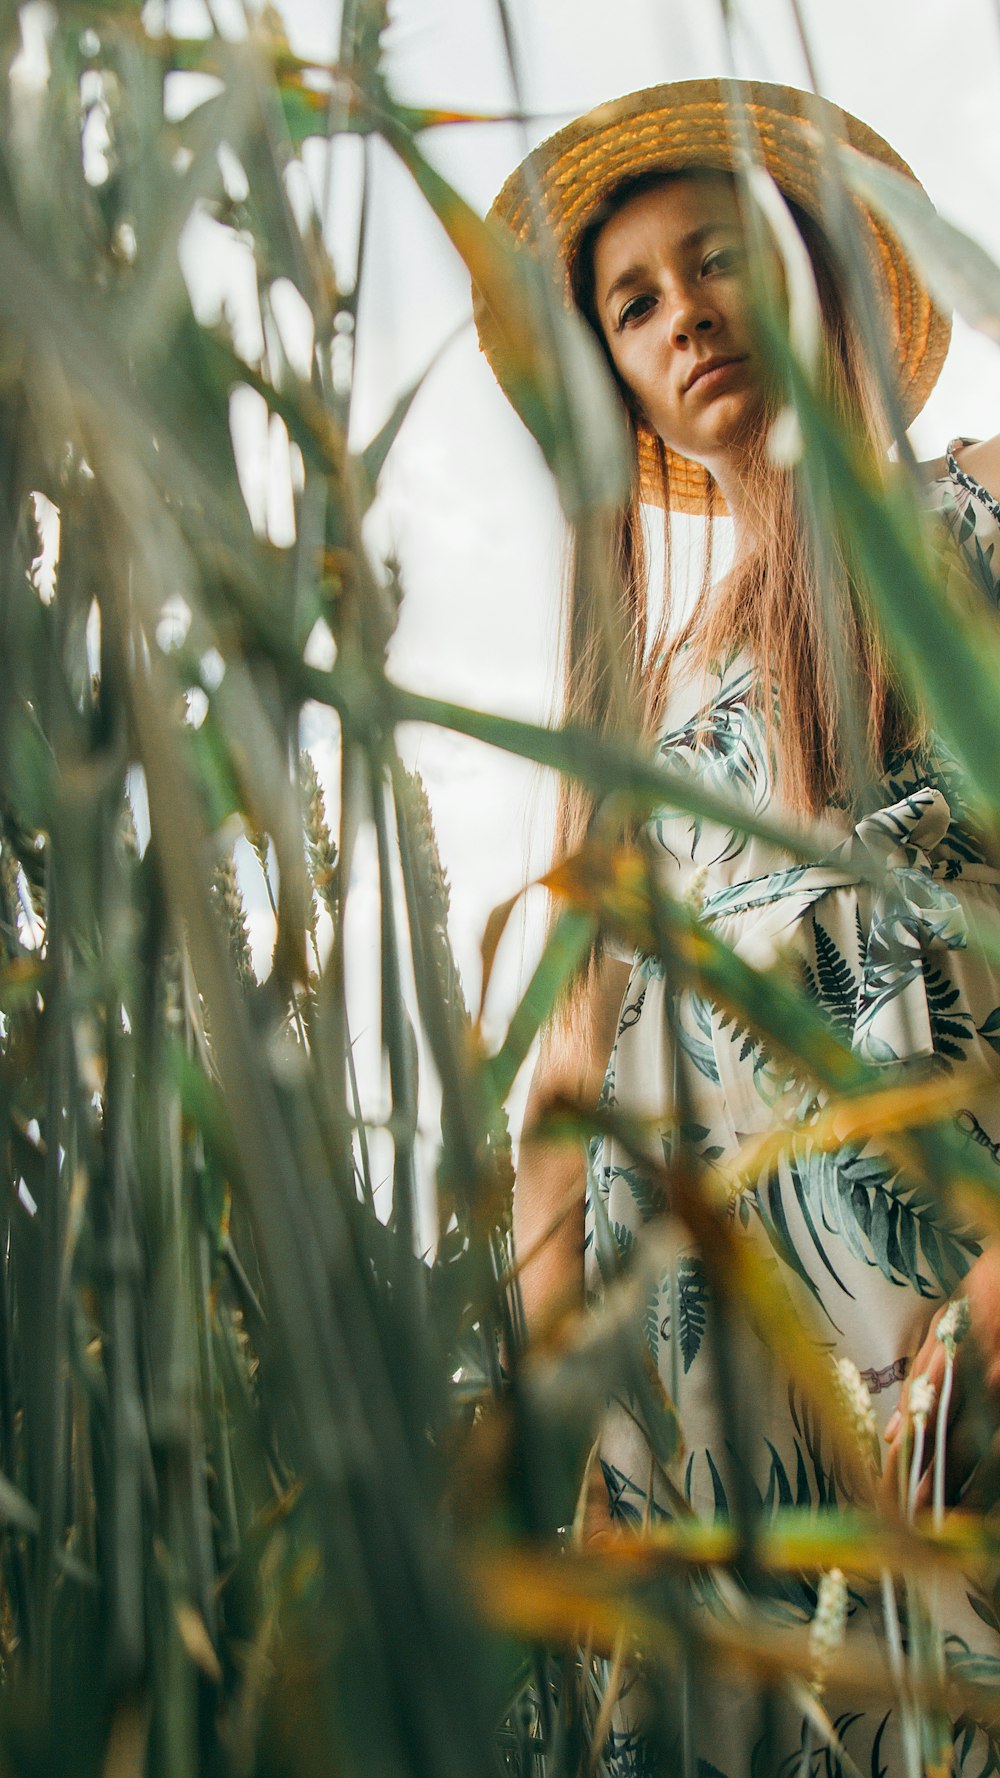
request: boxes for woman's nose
[670,302,717,349]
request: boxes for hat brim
[478,79,951,515]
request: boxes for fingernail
[885,1410,900,1441]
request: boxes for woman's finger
[880,1416,903,1509]
[910,1381,995,1512]
[895,1317,1000,1511]
[880,1343,948,1515]
[885,1338,946,1448]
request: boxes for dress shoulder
[923,436,1000,608]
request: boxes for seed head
[300,752,337,918]
[808,1568,847,1689]
[909,1374,936,1424]
[936,1296,971,1360]
[248,830,270,875]
[833,1356,876,1446]
[211,850,255,990]
[830,1355,881,1483]
[683,862,710,914]
[119,798,140,859]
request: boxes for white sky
[232,0,1000,1209]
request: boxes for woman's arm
[512,953,632,1338]
[512,952,631,1547]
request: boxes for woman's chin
[667,393,770,472]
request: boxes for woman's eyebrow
[601,263,649,309]
[600,221,739,311]
[680,220,739,252]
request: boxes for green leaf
[486,909,597,1105]
[121,63,259,363]
[382,680,829,863]
[357,323,464,505]
[791,364,1000,829]
[839,143,1000,345]
[375,100,630,519]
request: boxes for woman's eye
[703,246,741,275]
[618,293,656,329]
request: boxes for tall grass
[0,1,999,1774]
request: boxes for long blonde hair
[555,169,921,880]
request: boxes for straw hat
[477,78,951,514]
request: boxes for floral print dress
[586,444,1000,1778]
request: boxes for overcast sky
[237,0,1000,1204]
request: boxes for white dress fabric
[586,445,1000,1778]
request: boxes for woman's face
[590,173,772,480]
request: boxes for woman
[479,80,1000,1775]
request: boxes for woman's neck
[703,441,772,549]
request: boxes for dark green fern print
[801,918,858,1037]
[644,1279,661,1367]
[922,956,974,1065]
[611,1163,666,1222]
[716,1003,763,1064]
[611,1221,636,1261]
[676,1256,709,1373]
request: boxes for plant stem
[932,1352,955,1527]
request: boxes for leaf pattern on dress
[599,1459,670,1529]
[606,1736,671,1778]
[611,1163,666,1222]
[652,666,771,865]
[675,992,722,1084]
[754,1168,835,1314]
[965,1592,1000,1636]
[713,1005,802,1110]
[801,919,858,1037]
[922,956,975,1064]
[944,1634,1000,1775]
[644,1279,661,1368]
[852,916,925,1062]
[762,1437,814,1513]
[611,1220,636,1260]
[715,1004,763,1065]
[704,1448,729,1520]
[676,1256,709,1374]
[680,1120,726,1165]
[784,1143,978,1299]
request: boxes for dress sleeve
[924,435,1000,609]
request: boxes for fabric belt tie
[696,786,998,1066]
[837,787,965,1064]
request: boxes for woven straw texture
[477,79,951,514]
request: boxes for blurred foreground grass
[3,2,1000,1775]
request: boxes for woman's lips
[684,355,749,395]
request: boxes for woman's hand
[578,1452,617,1549]
[882,1241,1000,1512]
[512,953,631,1339]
